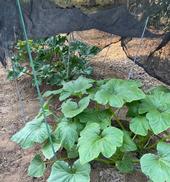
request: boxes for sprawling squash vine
[11,76,170,182]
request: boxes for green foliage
[48,160,91,182]
[94,79,145,108]
[128,87,170,135]
[7,58,27,80]
[61,97,90,118]
[11,115,52,149]
[77,108,112,129]
[54,118,79,150]
[58,76,94,101]
[78,123,123,164]
[11,77,170,182]
[140,142,170,182]
[28,155,46,177]
[42,136,61,159]
[116,154,134,173]
[8,35,99,86]
[130,116,150,136]
[120,131,137,152]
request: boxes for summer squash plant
[8,35,99,86]
[11,76,170,182]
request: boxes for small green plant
[8,35,99,86]
[11,76,170,182]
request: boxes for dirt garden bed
[0,32,168,181]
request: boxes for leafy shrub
[8,35,100,86]
[11,76,170,182]
[148,0,170,31]
[129,0,170,31]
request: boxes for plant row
[11,76,170,182]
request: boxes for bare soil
[0,66,40,182]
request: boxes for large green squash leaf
[139,87,170,135]
[54,118,78,150]
[139,89,170,134]
[148,86,170,95]
[28,154,45,177]
[61,97,90,118]
[139,90,170,114]
[78,123,123,164]
[140,142,170,182]
[42,136,61,159]
[43,89,62,98]
[48,160,91,182]
[130,116,150,136]
[11,116,52,149]
[77,109,112,129]
[146,110,170,134]
[59,76,94,101]
[94,79,145,108]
